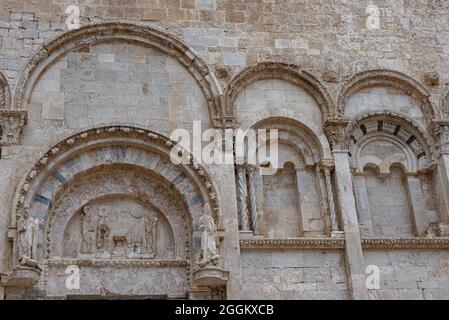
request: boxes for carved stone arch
[10,125,225,297]
[249,116,330,163]
[337,69,436,126]
[13,125,220,224]
[10,22,223,124]
[439,84,449,119]
[0,71,11,109]
[225,62,335,121]
[344,111,437,173]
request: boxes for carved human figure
[144,215,158,256]
[80,206,96,253]
[96,208,110,251]
[197,204,220,267]
[17,210,40,269]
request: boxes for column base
[239,230,253,239]
[331,231,345,238]
[437,223,449,237]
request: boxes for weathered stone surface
[1,0,449,300]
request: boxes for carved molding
[344,111,436,172]
[45,258,189,268]
[240,237,449,250]
[14,125,221,225]
[0,71,11,109]
[239,238,346,250]
[0,110,27,146]
[432,119,449,155]
[337,69,436,127]
[225,61,335,120]
[362,237,449,250]
[251,116,325,161]
[439,85,449,119]
[10,22,223,126]
[324,118,350,150]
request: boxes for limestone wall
[1,0,449,300]
[241,250,349,300]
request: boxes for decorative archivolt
[249,116,328,166]
[9,22,223,125]
[225,62,335,121]
[440,84,449,119]
[344,111,436,173]
[337,69,435,126]
[0,71,11,109]
[12,125,221,226]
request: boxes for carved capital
[0,110,27,146]
[320,158,335,172]
[324,118,349,151]
[432,120,449,155]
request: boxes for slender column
[294,168,305,236]
[236,164,250,231]
[432,121,449,235]
[325,119,369,300]
[352,172,374,236]
[246,165,258,234]
[405,174,428,236]
[213,133,243,299]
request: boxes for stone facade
[1,0,449,300]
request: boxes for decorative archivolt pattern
[250,116,327,163]
[225,62,335,120]
[12,125,221,225]
[337,69,435,125]
[9,22,223,124]
[344,111,436,173]
[0,71,11,109]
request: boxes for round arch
[337,69,435,125]
[249,116,329,165]
[344,111,436,173]
[9,22,223,123]
[12,125,221,227]
[225,62,335,121]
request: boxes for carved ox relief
[63,197,174,260]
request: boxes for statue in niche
[197,204,220,267]
[144,216,158,257]
[80,206,96,253]
[17,210,41,270]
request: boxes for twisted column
[236,164,250,231]
[322,160,339,232]
[246,165,258,234]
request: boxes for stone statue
[197,204,220,267]
[96,208,110,252]
[144,216,158,256]
[80,206,96,253]
[17,210,40,270]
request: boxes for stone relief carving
[196,204,220,268]
[17,210,41,270]
[78,201,160,260]
[0,110,27,146]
